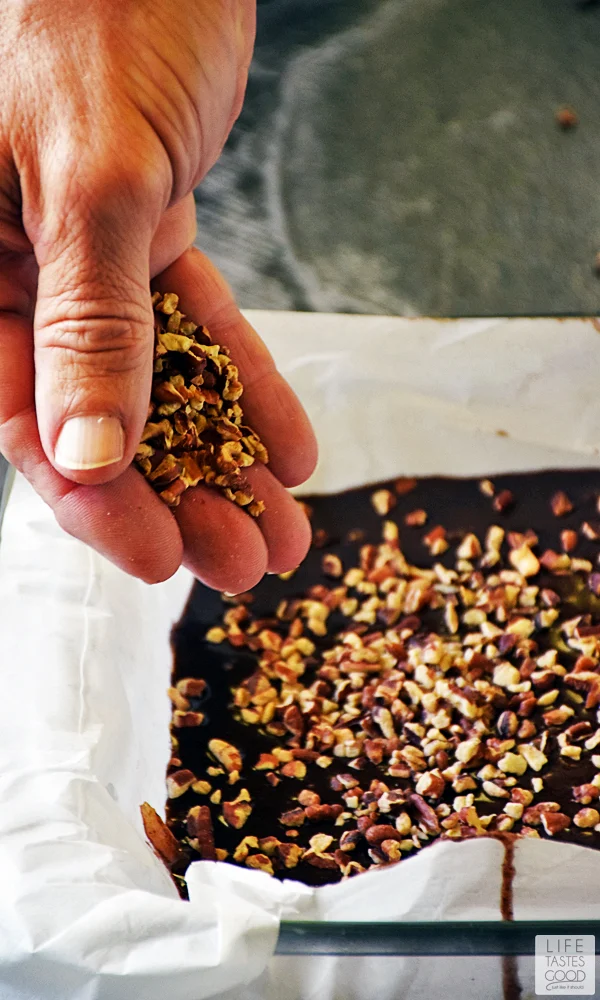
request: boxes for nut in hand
[136,293,268,513]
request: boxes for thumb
[32,164,161,484]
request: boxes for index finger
[153,248,318,488]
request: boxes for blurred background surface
[195,0,600,316]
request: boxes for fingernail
[55,416,125,470]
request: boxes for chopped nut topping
[574,808,600,829]
[541,812,571,836]
[164,474,600,888]
[245,853,274,875]
[208,739,242,774]
[205,627,227,644]
[582,521,600,541]
[322,554,344,578]
[187,805,216,860]
[493,489,514,513]
[423,525,449,555]
[550,491,573,517]
[371,489,396,516]
[222,790,253,829]
[456,533,482,560]
[560,530,578,553]
[166,769,195,799]
[141,803,183,866]
[394,477,417,495]
[172,710,205,728]
[405,509,428,527]
[192,780,212,796]
[509,544,540,578]
[518,744,548,772]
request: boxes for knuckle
[48,125,169,207]
[39,312,151,376]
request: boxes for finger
[153,248,318,487]
[175,485,268,593]
[31,152,168,487]
[244,462,311,574]
[0,303,183,583]
[54,467,184,584]
[149,194,197,279]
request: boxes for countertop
[195,0,600,316]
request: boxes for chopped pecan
[172,703,206,726]
[493,490,514,513]
[304,850,339,869]
[409,793,440,833]
[280,808,306,827]
[371,489,396,516]
[245,854,274,875]
[573,784,600,805]
[394,477,418,495]
[405,509,427,527]
[277,843,305,868]
[322,554,344,578]
[208,739,242,774]
[540,812,571,836]
[305,803,344,823]
[177,677,207,698]
[140,803,183,866]
[574,808,600,829]
[222,790,252,829]
[365,824,400,845]
[550,491,573,517]
[166,769,195,799]
[187,805,216,860]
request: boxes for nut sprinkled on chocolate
[161,471,600,888]
[551,491,573,518]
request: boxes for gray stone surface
[195,0,600,316]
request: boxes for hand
[0,0,317,590]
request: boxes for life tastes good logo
[535,936,595,995]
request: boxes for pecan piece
[245,854,274,875]
[140,803,183,866]
[409,793,440,833]
[550,490,573,517]
[208,739,242,774]
[277,843,305,869]
[365,824,400,845]
[574,808,600,829]
[371,489,396,516]
[280,808,306,827]
[405,509,427,527]
[166,769,195,799]
[493,489,514,513]
[222,790,252,829]
[187,805,217,860]
[540,812,571,836]
[305,803,344,823]
[573,784,600,805]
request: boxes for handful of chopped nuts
[135,292,267,512]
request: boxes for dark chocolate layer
[167,469,600,886]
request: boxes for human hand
[0,0,317,590]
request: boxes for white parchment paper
[1,313,600,1000]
